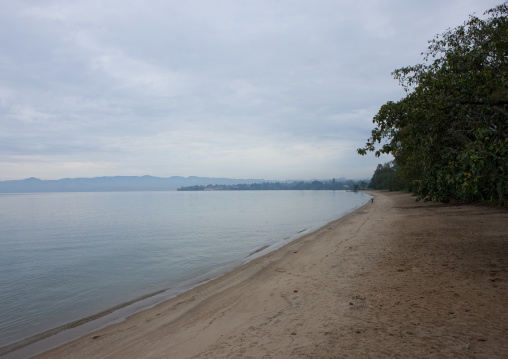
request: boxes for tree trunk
[497,183,506,206]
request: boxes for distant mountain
[0,176,270,193]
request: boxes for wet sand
[32,191,508,358]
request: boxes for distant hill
[0,176,270,193]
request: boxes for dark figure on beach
[370,195,374,203]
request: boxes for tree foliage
[369,162,406,191]
[358,4,508,205]
[177,179,367,191]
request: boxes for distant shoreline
[177,180,365,191]
[0,176,369,193]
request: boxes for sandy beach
[31,191,508,358]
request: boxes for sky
[0,0,502,181]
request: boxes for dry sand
[32,191,508,358]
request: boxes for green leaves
[358,4,508,206]
[368,162,406,191]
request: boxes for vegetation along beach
[358,4,507,206]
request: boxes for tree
[369,162,406,191]
[358,4,508,205]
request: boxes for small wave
[0,289,166,357]
[249,245,269,256]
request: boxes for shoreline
[13,191,508,358]
[3,195,368,358]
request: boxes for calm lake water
[0,190,368,356]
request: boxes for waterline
[0,190,369,357]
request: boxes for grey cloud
[0,0,501,180]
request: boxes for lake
[0,190,368,356]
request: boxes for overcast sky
[0,0,501,181]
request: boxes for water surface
[0,190,368,354]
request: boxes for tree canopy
[368,162,406,191]
[177,179,367,191]
[358,4,508,205]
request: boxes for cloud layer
[0,0,500,180]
